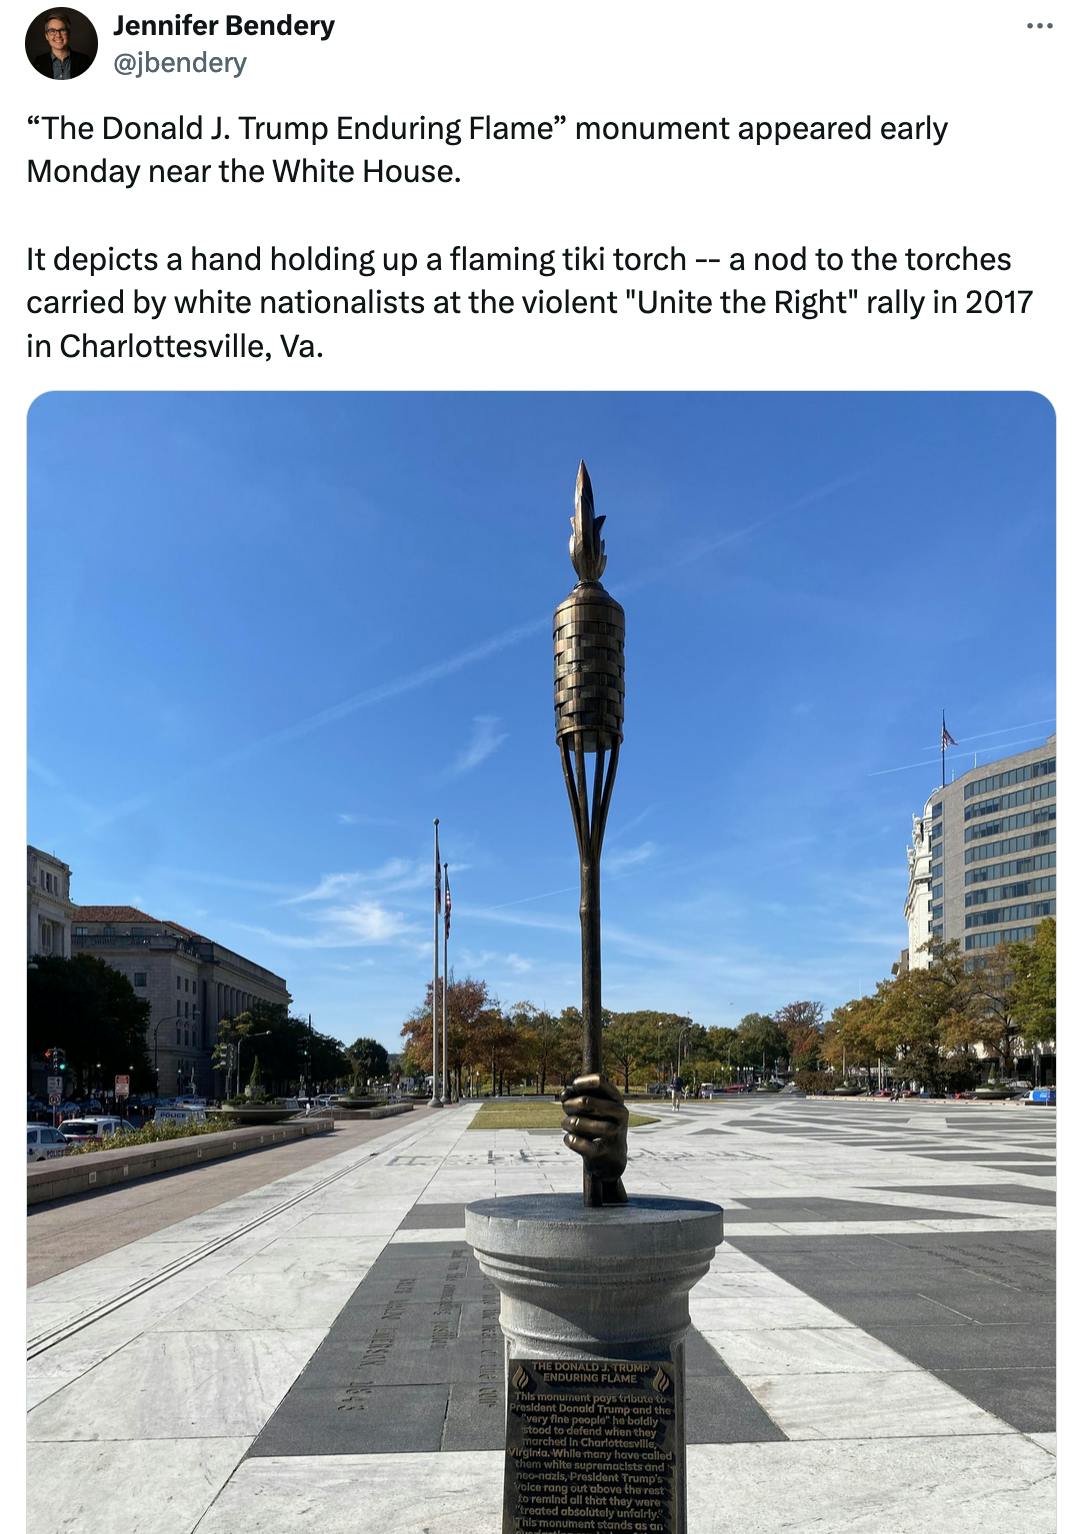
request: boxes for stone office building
[903,735,1056,1077]
[70,905,290,1097]
[27,845,74,960]
[904,735,1056,968]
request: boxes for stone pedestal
[465,1194,723,1534]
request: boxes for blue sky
[27,392,1055,1052]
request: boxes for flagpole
[430,820,442,1108]
[442,861,449,1104]
[941,709,946,789]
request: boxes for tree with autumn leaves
[821,920,1056,1091]
[395,923,1054,1097]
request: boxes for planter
[207,1106,299,1125]
[973,1087,1013,1101]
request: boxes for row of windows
[965,875,1055,907]
[965,925,1038,950]
[965,828,1055,864]
[176,975,195,992]
[963,779,1056,821]
[963,756,1055,798]
[964,806,1056,843]
[965,851,1056,885]
[964,898,1055,929]
[38,868,63,895]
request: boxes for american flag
[941,718,958,749]
[444,865,452,941]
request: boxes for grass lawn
[467,1099,658,1131]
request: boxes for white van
[154,1104,207,1125]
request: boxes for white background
[4,0,1074,1494]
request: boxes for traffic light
[44,1047,67,1072]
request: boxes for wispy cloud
[451,715,509,775]
[284,873,362,906]
[283,859,431,906]
[67,466,866,832]
[233,894,414,951]
[152,867,299,898]
[326,900,412,943]
[607,840,657,874]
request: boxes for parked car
[27,1124,70,1161]
[57,1117,136,1143]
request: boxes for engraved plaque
[504,1358,677,1534]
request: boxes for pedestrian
[670,1074,684,1111]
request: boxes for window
[133,972,147,987]
[964,899,1055,930]
[965,851,1056,885]
[177,976,181,990]
[39,871,46,889]
[176,1027,181,1045]
[184,1002,189,1018]
[966,925,1038,950]
[931,801,943,818]
[964,756,1055,798]
[964,806,1056,843]
[965,829,1055,864]
[176,1000,181,1016]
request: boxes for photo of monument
[26,391,1055,1534]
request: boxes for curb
[26,1116,336,1205]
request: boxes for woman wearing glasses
[32,14,93,79]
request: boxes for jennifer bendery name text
[114,13,336,40]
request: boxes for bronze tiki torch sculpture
[555,462,630,1207]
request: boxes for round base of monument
[466,1194,723,1534]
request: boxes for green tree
[878,943,979,1091]
[1010,918,1055,1050]
[28,954,151,1094]
[247,1053,264,1100]
[602,1012,643,1093]
[702,1025,739,1082]
[736,1012,787,1075]
[346,1036,390,1086]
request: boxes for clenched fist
[561,1073,629,1203]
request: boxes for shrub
[67,1117,237,1153]
[794,1069,830,1094]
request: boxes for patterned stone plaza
[26,1096,1055,1534]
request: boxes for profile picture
[26,9,97,79]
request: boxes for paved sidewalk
[26,1098,1055,1534]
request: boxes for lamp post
[151,1008,200,1098]
[555,462,625,1207]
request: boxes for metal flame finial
[569,460,607,583]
